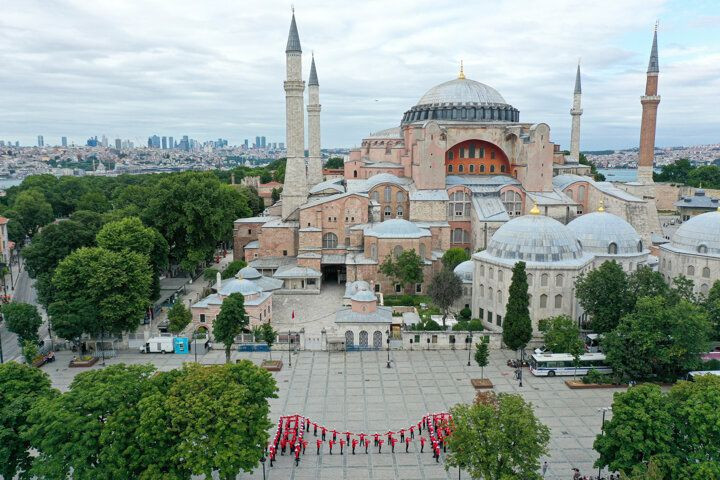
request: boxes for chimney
[216,271,222,291]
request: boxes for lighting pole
[466,330,473,367]
[100,329,106,366]
[598,407,611,479]
[0,314,4,364]
[518,348,524,387]
[386,329,391,368]
[194,334,197,363]
[288,330,292,368]
[260,455,266,480]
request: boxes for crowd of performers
[266,413,453,467]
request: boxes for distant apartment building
[115,138,122,150]
[61,136,67,147]
[261,136,266,148]
[37,135,44,147]
[244,139,249,149]
[0,217,10,266]
[161,136,167,149]
[255,136,261,148]
[168,136,174,149]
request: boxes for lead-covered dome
[486,213,584,262]
[670,209,720,256]
[365,219,431,239]
[454,260,474,282]
[219,278,262,297]
[237,266,261,279]
[567,211,645,255]
[418,78,507,106]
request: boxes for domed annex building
[232,12,664,300]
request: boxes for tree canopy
[576,260,632,333]
[167,302,192,334]
[502,261,532,351]
[221,259,247,279]
[441,247,470,271]
[214,293,249,363]
[2,302,43,345]
[538,315,583,353]
[379,249,424,295]
[427,269,463,327]
[6,189,54,241]
[324,157,345,169]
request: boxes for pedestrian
[390,437,397,453]
[417,421,422,434]
[364,439,370,454]
[373,433,380,446]
[378,438,384,453]
[359,433,366,445]
[400,428,405,442]
[281,438,287,455]
[542,461,548,477]
[313,423,318,436]
[332,429,337,442]
[345,431,351,444]
[420,436,426,453]
[329,440,334,455]
[302,439,307,455]
[572,468,581,480]
[339,439,345,455]
[405,437,411,453]
[294,445,300,466]
[316,439,322,455]
[352,438,358,454]
[321,426,327,441]
[409,425,415,439]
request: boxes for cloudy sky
[1,0,718,150]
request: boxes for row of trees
[653,157,720,188]
[0,361,277,480]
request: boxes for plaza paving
[41,347,619,480]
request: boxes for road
[0,267,46,364]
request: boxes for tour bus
[529,352,612,377]
[687,370,720,381]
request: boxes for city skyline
[0,0,718,150]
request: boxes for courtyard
[41,346,618,480]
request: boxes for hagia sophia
[199,12,720,337]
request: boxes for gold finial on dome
[598,200,605,212]
[458,60,465,80]
[529,202,540,215]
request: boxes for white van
[141,337,174,354]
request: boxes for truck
[141,336,175,354]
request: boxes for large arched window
[479,284,484,297]
[396,191,405,202]
[498,270,504,282]
[396,206,404,218]
[419,243,426,259]
[501,190,522,216]
[701,283,710,295]
[540,294,548,308]
[687,265,695,276]
[497,290,503,304]
[393,245,403,258]
[384,186,392,202]
[370,244,377,260]
[555,274,564,287]
[703,267,711,278]
[540,274,548,286]
[384,206,392,218]
[527,273,533,286]
[322,233,338,248]
[371,191,380,203]
[578,185,586,200]
[554,294,562,309]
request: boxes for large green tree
[8,189,54,240]
[379,249,424,295]
[49,247,152,346]
[575,260,631,333]
[538,315,583,353]
[167,302,192,334]
[324,157,345,169]
[221,259,247,279]
[441,247,471,271]
[445,392,550,480]
[96,216,169,301]
[705,280,720,340]
[627,265,669,305]
[602,296,710,381]
[0,363,58,480]
[502,261,532,352]
[427,268,463,327]
[214,293,249,363]
[2,302,43,345]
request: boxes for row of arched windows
[447,163,505,174]
[478,285,564,309]
[686,265,712,278]
[527,273,565,287]
[478,265,505,282]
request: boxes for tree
[670,275,697,304]
[379,249,424,295]
[214,293,248,363]
[445,392,550,480]
[474,336,490,379]
[502,261,532,353]
[705,280,720,340]
[538,315,582,353]
[602,296,710,381]
[271,187,282,203]
[222,259,247,279]
[2,303,43,345]
[167,302,192,334]
[427,269,462,327]
[441,247,470,271]
[49,247,152,347]
[96,216,169,301]
[259,322,277,360]
[259,171,273,184]
[627,265,669,306]
[9,189,54,239]
[76,191,111,213]
[575,260,631,333]
[653,158,694,184]
[0,362,57,480]
[324,157,345,169]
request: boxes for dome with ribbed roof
[365,219,431,239]
[237,266,261,279]
[219,278,262,297]
[453,260,474,282]
[417,78,507,106]
[567,211,645,255]
[670,209,720,256]
[486,214,584,262]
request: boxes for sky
[0,0,719,150]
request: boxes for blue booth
[174,337,190,354]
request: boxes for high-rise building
[179,135,190,151]
[115,138,122,150]
[244,139,249,149]
[162,136,167,149]
[261,136,267,148]
[101,135,109,148]
[168,136,174,149]
[61,136,67,147]
[279,142,285,150]
[37,135,44,147]
[148,135,161,148]
[255,136,261,148]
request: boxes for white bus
[530,352,612,377]
[687,370,720,381]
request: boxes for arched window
[500,165,506,173]
[490,165,495,173]
[687,265,695,276]
[370,244,377,260]
[396,206,404,217]
[540,294,548,308]
[480,265,485,276]
[501,190,522,216]
[698,244,708,254]
[447,164,453,173]
[489,267,494,279]
[497,290,502,304]
[480,164,485,173]
[608,243,618,255]
[419,243,426,259]
[703,267,711,278]
[449,191,470,218]
[479,284,484,297]
[555,274,564,287]
[396,191,405,202]
[578,185,586,200]
[469,164,475,173]
[393,245,403,258]
[371,191,380,203]
[322,233,338,248]
[498,270,504,282]
[384,186,392,202]
[458,164,464,173]
[527,273,533,285]
[541,274,548,286]
[384,206,392,218]
[488,289,493,301]
[554,294,562,309]
[353,170,358,178]
[638,240,643,252]
[701,284,710,295]
[345,237,350,247]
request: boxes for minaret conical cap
[647,23,659,73]
[574,61,582,94]
[286,12,302,53]
[309,54,319,86]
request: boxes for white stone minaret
[306,54,323,187]
[281,11,308,219]
[569,61,583,162]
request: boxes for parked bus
[529,352,612,377]
[687,370,720,381]
[584,333,603,353]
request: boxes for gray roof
[417,78,507,106]
[274,264,322,278]
[262,218,299,228]
[567,211,646,255]
[346,173,412,194]
[344,280,372,299]
[300,191,367,209]
[218,278,262,296]
[593,182,644,203]
[409,189,449,201]
[237,267,284,291]
[322,253,346,264]
[365,161,404,168]
[309,178,345,194]
[365,127,402,139]
[245,240,259,249]
[235,216,277,224]
[525,189,577,206]
[552,174,593,191]
[238,266,261,279]
[364,219,431,239]
[648,28,659,73]
[675,189,720,209]
[335,306,393,324]
[446,175,520,188]
[472,196,510,221]
[454,260,474,282]
[308,55,318,86]
[351,290,377,302]
[486,213,586,263]
[286,13,301,53]
[574,63,582,94]
[249,256,295,269]
[667,210,720,256]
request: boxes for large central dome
[417,78,507,106]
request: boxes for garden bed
[260,359,283,372]
[565,380,627,389]
[471,378,494,389]
[31,355,48,368]
[69,356,99,368]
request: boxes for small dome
[567,211,644,255]
[487,214,584,262]
[219,278,262,297]
[237,266,261,279]
[453,260,474,282]
[365,219,430,239]
[351,290,377,302]
[671,210,720,256]
[417,78,507,106]
[347,280,371,295]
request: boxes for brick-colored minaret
[637,25,660,184]
[569,61,583,162]
[281,10,308,219]
[306,54,323,187]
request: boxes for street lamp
[288,330,292,368]
[194,334,198,363]
[0,314,5,364]
[518,348,524,387]
[386,329,391,368]
[466,330,473,367]
[598,407,611,479]
[260,455,266,480]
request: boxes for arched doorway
[345,330,354,348]
[373,331,383,349]
[359,330,369,348]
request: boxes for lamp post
[288,330,292,368]
[598,407,611,479]
[386,329,391,368]
[194,334,198,363]
[260,455,266,480]
[518,348,524,387]
[466,330,473,367]
[0,313,5,364]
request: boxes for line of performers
[266,413,453,466]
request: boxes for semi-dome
[237,266,261,279]
[486,212,584,262]
[454,260,474,282]
[219,278,262,297]
[365,219,431,239]
[670,209,720,256]
[567,210,645,255]
[417,78,507,106]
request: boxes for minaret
[637,24,660,184]
[281,10,308,219]
[569,61,583,162]
[306,54,323,187]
